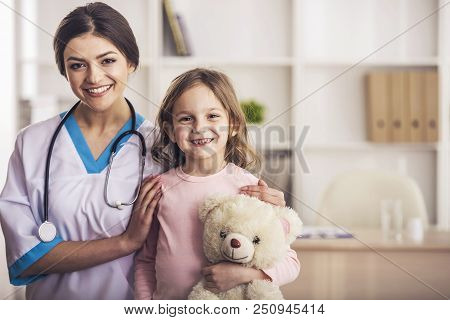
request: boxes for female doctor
[0,3,164,299]
[0,2,287,299]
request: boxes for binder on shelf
[424,71,439,142]
[366,72,391,142]
[390,72,409,142]
[407,71,426,142]
[163,0,189,56]
[176,14,192,56]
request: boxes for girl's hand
[239,179,286,207]
[120,175,162,252]
[202,262,270,293]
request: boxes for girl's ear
[163,121,176,143]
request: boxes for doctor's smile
[83,84,114,97]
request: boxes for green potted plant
[240,99,266,149]
[240,99,265,124]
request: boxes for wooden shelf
[233,141,440,153]
[253,141,292,152]
[304,142,439,152]
[302,57,439,67]
[161,56,294,67]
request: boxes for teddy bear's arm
[246,280,284,300]
[188,280,220,300]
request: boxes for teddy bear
[188,194,302,300]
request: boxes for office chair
[316,170,429,228]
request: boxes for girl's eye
[102,58,116,65]
[180,116,192,122]
[69,63,85,70]
[208,114,220,119]
[219,231,227,239]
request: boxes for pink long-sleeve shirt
[134,163,300,299]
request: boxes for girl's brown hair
[151,68,261,173]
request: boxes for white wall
[0,0,25,300]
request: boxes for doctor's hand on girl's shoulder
[239,179,286,207]
[119,175,162,253]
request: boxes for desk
[281,228,450,299]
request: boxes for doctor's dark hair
[53,2,139,77]
[151,68,261,173]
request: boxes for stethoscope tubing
[42,98,145,223]
[43,102,78,223]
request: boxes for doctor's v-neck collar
[59,111,145,174]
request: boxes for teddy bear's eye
[253,236,260,244]
[220,231,227,239]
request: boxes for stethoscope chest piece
[115,200,124,210]
[38,221,57,242]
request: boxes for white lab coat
[0,111,161,299]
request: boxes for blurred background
[1,0,449,300]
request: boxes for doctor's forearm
[20,235,135,277]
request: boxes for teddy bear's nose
[231,238,241,248]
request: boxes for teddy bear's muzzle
[221,233,254,264]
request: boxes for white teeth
[192,138,213,145]
[87,85,111,94]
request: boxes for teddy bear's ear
[198,196,226,222]
[275,206,303,244]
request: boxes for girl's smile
[191,138,214,146]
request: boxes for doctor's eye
[102,58,116,65]
[69,63,86,70]
[253,236,260,245]
[219,230,227,239]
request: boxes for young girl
[134,68,300,299]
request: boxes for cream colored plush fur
[188,194,302,300]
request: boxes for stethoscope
[38,98,147,243]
